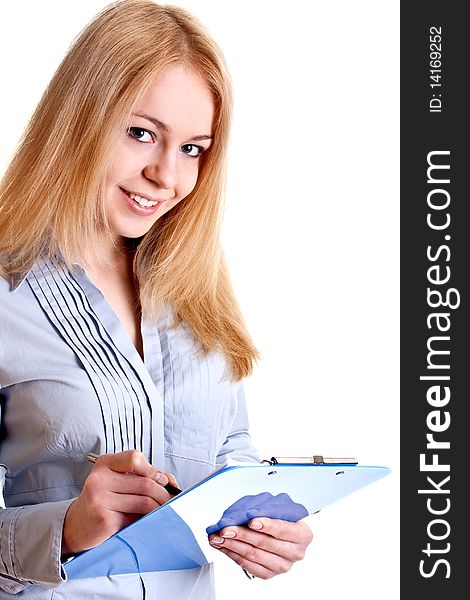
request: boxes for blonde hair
[0,0,258,380]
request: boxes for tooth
[128,192,158,207]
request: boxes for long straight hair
[0,0,259,380]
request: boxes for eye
[127,127,154,143]
[181,143,204,158]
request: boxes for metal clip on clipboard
[262,456,359,466]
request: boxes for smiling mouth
[121,189,161,208]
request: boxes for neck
[80,235,134,275]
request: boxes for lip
[121,188,165,204]
[119,187,166,216]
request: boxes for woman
[0,1,312,597]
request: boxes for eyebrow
[133,113,213,142]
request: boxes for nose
[144,148,178,190]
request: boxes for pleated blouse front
[0,256,259,598]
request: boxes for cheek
[105,161,124,192]
[105,144,137,189]
[161,168,199,218]
[178,161,201,199]
[105,168,117,192]
[184,168,199,205]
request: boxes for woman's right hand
[62,450,178,556]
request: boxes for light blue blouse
[0,255,259,598]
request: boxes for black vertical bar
[401,2,466,597]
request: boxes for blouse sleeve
[0,494,74,594]
[216,384,261,465]
[1,390,74,594]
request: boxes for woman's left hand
[208,518,313,579]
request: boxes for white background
[0,1,399,599]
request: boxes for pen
[86,453,182,496]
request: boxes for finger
[105,492,162,515]
[210,528,305,562]
[121,473,172,505]
[210,535,294,572]
[86,469,172,505]
[247,518,313,546]
[96,450,155,478]
[146,466,169,486]
[214,546,287,580]
[165,471,179,488]
[96,452,177,494]
[145,466,180,490]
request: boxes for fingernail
[210,536,224,545]
[249,520,263,530]
[155,473,167,484]
[221,529,236,538]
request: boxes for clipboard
[64,457,390,579]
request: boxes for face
[104,66,214,242]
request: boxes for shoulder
[0,270,29,306]
[0,272,17,306]
[0,269,48,339]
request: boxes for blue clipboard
[64,459,390,579]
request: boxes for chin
[108,219,157,241]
